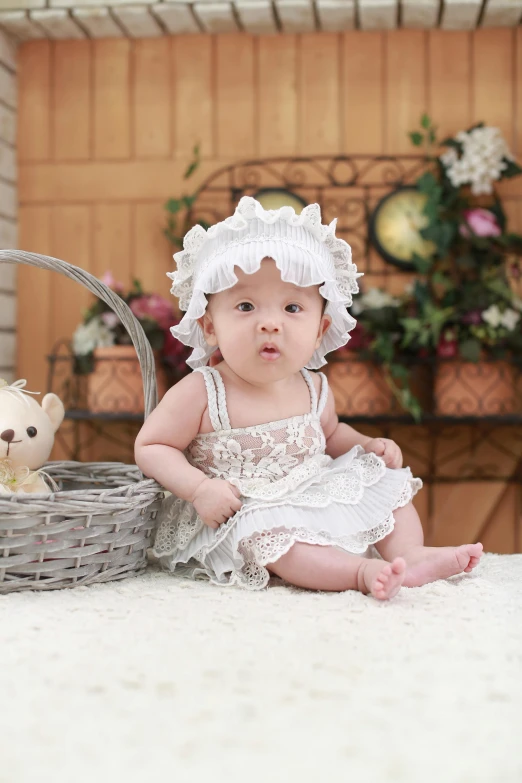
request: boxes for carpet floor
[1,552,521,783]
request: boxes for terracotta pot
[325,356,395,416]
[434,360,517,416]
[87,345,167,414]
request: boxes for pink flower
[130,295,174,330]
[162,330,191,374]
[461,310,482,325]
[459,209,501,239]
[101,271,125,293]
[437,329,458,359]
[344,323,372,352]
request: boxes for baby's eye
[237,302,254,312]
[285,304,302,314]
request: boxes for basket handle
[0,250,158,418]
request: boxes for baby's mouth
[259,343,281,361]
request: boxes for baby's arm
[135,372,209,499]
[134,373,242,527]
[319,383,403,467]
[320,386,372,458]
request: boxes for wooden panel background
[16,29,522,553]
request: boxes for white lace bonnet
[168,196,362,370]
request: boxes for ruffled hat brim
[169,198,362,370]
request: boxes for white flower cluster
[439,126,515,196]
[351,288,401,316]
[482,304,520,331]
[72,316,115,356]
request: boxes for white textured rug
[1,553,521,783]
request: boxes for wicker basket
[0,250,164,593]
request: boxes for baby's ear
[197,312,218,346]
[315,314,332,347]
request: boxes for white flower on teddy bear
[0,379,65,494]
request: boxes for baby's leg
[374,502,483,587]
[266,542,406,600]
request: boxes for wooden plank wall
[16,29,522,552]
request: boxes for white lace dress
[152,367,423,590]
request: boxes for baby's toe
[391,557,406,574]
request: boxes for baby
[135,197,482,599]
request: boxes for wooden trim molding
[0,0,520,40]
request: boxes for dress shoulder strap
[193,367,221,431]
[208,367,232,430]
[300,368,318,414]
[316,371,329,416]
[193,367,231,432]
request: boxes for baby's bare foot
[362,557,406,601]
[402,543,483,588]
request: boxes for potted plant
[326,288,410,417]
[406,117,522,416]
[72,273,191,414]
[331,117,522,421]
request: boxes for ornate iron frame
[187,153,433,281]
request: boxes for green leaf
[182,194,197,209]
[420,113,431,129]
[502,159,522,179]
[440,137,462,152]
[466,122,485,132]
[428,128,437,144]
[411,252,433,274]
[183,144,201,180]
[389,364,409,381]
[458,338,481,363]
[409,131,424,147]
[183,160,199,180]
[165,198,183,214]
[421,198,439,222]
[431,272,453,290]
[438,222,456,254]
[371,333,395,363]
[416,172,439,194]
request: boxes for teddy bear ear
[41,393,65,433]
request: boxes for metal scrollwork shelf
[48,342,522,485]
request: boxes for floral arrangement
[341,115,522,419]
[72,272,192,380]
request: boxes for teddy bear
[0,379,65,494]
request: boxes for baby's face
[199,259,331,383]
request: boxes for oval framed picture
[369,185,436,271]
[253,188,308,214]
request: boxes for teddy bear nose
[1,429,15,443]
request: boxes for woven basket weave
[0,250,164,593]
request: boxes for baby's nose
[1,429,14,443]
[259,319,281,333]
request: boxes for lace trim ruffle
[152,449,394,558]
[152,469,422,592]
[208,472,420,590]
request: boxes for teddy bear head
[0,380,65,470]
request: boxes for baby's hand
[364,438,403,469]
[190,477,243,529]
